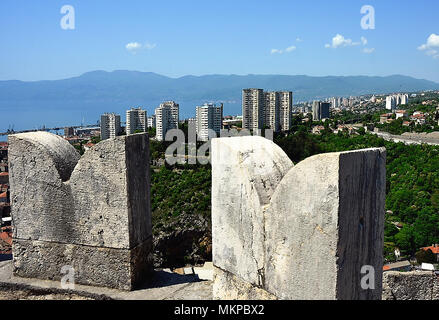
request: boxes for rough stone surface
[8,132,152,290]
[211,136,293,288]
[213,266,277,300]
[12,238,152,290]
[212,136,386,300]
[382,271,439,300]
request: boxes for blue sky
[0,0,438,82]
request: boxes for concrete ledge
[0,260,213,300]
[13,237,153,291]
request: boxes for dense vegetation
[275,130,439,261]
[150,164,211,234]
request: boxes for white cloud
[271,45,296,54]
[326,34,368,49]
[418,34,439,59]
[144,42,157,50]
[296,37,303,42]
[363,48,375,54]
[418,34,439,51]
[361,36,368,46]
[126,41,156,53]
[126,42,142,51]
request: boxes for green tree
[415,249,436,264]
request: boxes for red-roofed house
[421,244,439,262]
[395,110,408,119]
[380,113,394,124]
[411,114,426,125]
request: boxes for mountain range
[0,71,438,130]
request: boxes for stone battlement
[6,133,387,299]
[211,136,386,300]
[8,132,152,290]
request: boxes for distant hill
[0,71,438,130]
[1,71,438,102]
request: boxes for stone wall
[382,271,439,300]
[8,132,152,290]
[211,136,386,300]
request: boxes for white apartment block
[386,94,409,110]
[147,115,156,128]
[264,92,280,132]
[242,89,292,132]
[279,91,293,131]
[126,107,147,135]
[386,96,396,110]
[155,101,179,141]
[196,103,223,141]
[100,113,121,140]
[331,97,339,108]
[400,94,409,105]
[242,89,265,131]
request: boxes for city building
[312,101,330,121]
[331,97,339,108]
[386,94,409,110]
[147,115,156,128]
[242,89,264,131]
[126,107,147,135]
[386,96,396,110]
[64,127,74,138]
[400,94,409,105]
[395,110,408,119]
[242,89,292,132]
[100,113,121,140]
[279,91,293,131]
[195,103,223,141]
[155,101,179,141]
[264,92,280,132]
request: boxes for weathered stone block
[8,132,152,290]
[212,136,386,300]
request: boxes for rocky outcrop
[153,213,211,268]
[211,136,386,300]
[8,132,153,290]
